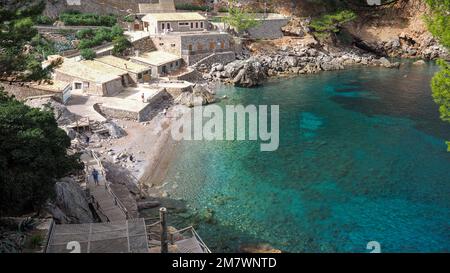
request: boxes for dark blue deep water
[162,62,450,252]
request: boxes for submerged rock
[239,243,283,253]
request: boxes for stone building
[149,31,235,65]
[141,12,208,35]
[130,51,182,77]
[54,58,131,96]
[95,55,152,83]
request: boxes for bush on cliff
[59,11,117,27]
[425,0,450,151]
[0,88,83,216]
[309,10,357,42]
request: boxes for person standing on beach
[92,168,99,186]
[141,93,145,103]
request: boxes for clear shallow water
[162,63,450,253]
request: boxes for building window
[162,23,165,29]
[74,82,82,89]
[201,22,204,28]
[179,22,189,26]
[209,42,215,50]
[190,22,194,29]
[159,42,164,46]
[197,43,203,51]
[176,61,179,66]
[195,22,199,28]
[170,63,173,68]
[138,73,142,79]
[171,43,176,47]
[220,41,225,49]
[167,23,171,30]
[188,44,193,51]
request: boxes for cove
[160,62,450,253]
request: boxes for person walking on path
[92,168,99,186]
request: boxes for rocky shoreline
[204,40,405,87]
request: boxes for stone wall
[98,89,169,121]
[190,51,235,68]
[170,68,202,82]
[247,18,290,39]
[150,35,182,56]
[132,36,157,54]
[1,84,61,101]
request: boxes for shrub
[309,10,357,40]
[77,25,124,49]
[175,3,211,12]
[35,15,54,25]
[80,48,96,60]
[0,89,83,216]
[112,36,132,56]
[59,12,117,27]
[75,28,95,39]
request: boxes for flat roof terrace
[131,51,182,67]
[55,59,122,84]
[95,56,150,74]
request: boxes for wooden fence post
[160,207,168,253]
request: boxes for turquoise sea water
[161,63,450,253]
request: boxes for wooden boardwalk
[81,151,128,222]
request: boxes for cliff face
[250,0,447,59]
[344,0,448,59]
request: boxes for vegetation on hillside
[0,0,60,83]
[76,25,126,50]
[309,9,357,41]
[175,3,211,12]
[0,89,83,216]
[80,48,96,60]
[0,1,83,216]
[221,0,261,33]
[112,36,132,57]
[59,11,117,27]
[425,0,450,151]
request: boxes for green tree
[425,0,450,151]
[0,88,83,216]
[0,1,83,216]
[112,36,132,56]
[0,0,57,83]
[309,10,357,42]
[221,0,261,33]
[80,48,96,60]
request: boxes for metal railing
[169,226,212,253]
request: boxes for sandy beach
[92,105,190,197]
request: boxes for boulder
[137,200,161,211]
[413,60,426,65]
[47,177,94,224]
[222,58,267,87]
[175,85,215,107]
[103,121,126,139]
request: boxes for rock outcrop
[47,177,94,224]
[175,84,216,107]
[207,58,268,87]
[206,43,402,84]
